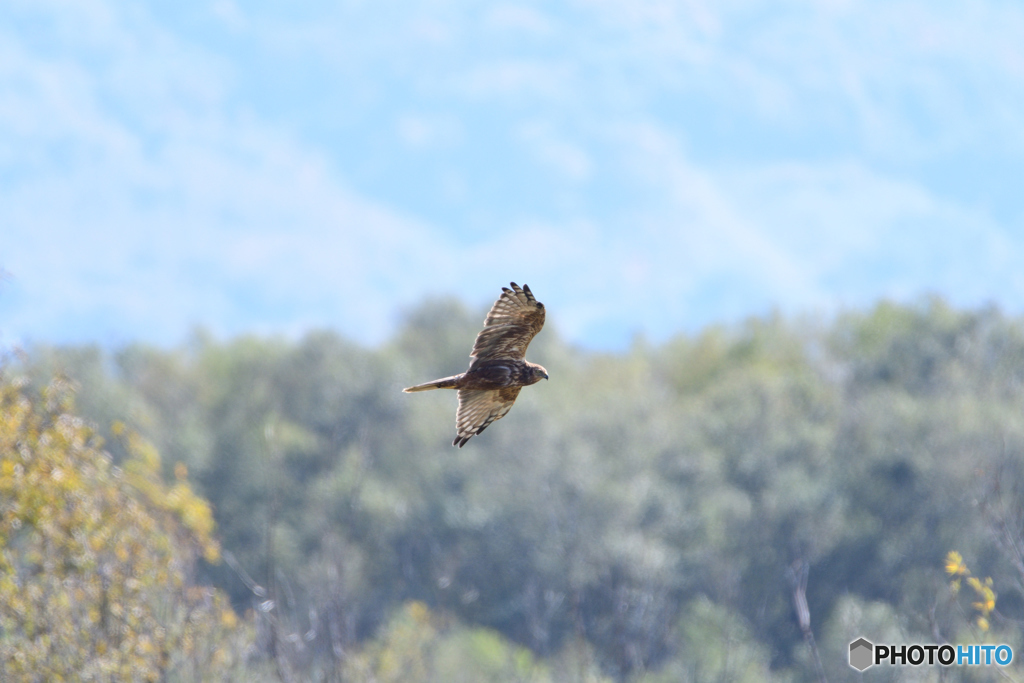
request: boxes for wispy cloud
[0,2,458,345]
[2,0,1024,350]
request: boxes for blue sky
[2,0,1024,350]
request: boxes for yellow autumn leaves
[945,550,996,632]
[0,377,247,681]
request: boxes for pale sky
[2,0,1023,349]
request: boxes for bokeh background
[4,2,1024,682]
[3,0,1023,349]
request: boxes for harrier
[403,282,548,447]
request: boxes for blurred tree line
[7,295,1024,681]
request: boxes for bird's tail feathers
[403,374,462,392]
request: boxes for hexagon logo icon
[849,637,874,671]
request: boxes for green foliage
[638,597,781,683]
[16,296,1024,680]
[341,601,610,683]
[0,376,247,681]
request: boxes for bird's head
[526,362,549,384]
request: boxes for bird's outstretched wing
[454,387,522,447]
[470,282,545,362]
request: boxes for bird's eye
[537,303,544,309]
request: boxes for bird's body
[403,282,548,447]
[403,359,547,393]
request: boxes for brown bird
[403,282,548,447]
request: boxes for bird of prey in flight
[403,282,548,447]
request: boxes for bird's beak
[543,373,549,380]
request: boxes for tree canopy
[7,296,1024,681]
[0,377,247,681]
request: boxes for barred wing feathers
[453,387,523,447]
[470,282,545,362]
